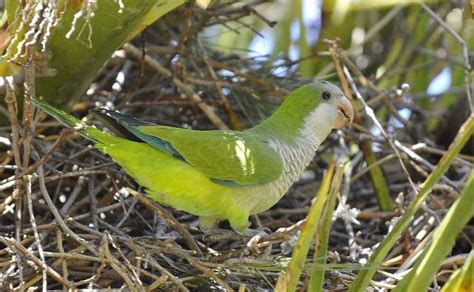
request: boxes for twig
[357,209,398,220]
[22,50,35,169]
[37,165,100,257]
[332,45,379,92]
[35,250,100,262]
[205,59,289,95]
[242,3,277,27]
[338,151,362,260]
[25,175,47,291]
[101,233,139,291]
[55,229,69,289]
[88,175,99,229]
[184,254,235,291]
[23,129,75,177]
[106,233,143,286]
[351,153,396,182]
[126,187,203,256]
[252,219,306,250]
[198,39,242,130]
[123,43,229,130]
[0,236,74,288]
[4,76,24,289]
[21,201,128,235]
[394,140,458,189]
[176,0,196,55]
[59,176,85,215]
[342,66,419,195]
[142,256,190,292]
[0,186,20,214]
[326,40,395,210]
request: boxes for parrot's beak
[334,97,354,129]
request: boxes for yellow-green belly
[97,139,285,221]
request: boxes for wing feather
[138,126,283,186]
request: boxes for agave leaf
[35,0,185,108]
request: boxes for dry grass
[0,1,473,290]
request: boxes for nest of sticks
[0,1,472,290]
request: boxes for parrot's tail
[31,97,112,144]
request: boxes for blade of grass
[393,172,474,291]
[349,113,474,291]
[361,141,395,211]
[275,163,336,292]
[442,251,474,292]
[308,160,345,291]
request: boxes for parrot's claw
[242,228,271,255]
[199,227,271,254]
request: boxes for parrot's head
[276,80,354,131]
[251,80,354,145]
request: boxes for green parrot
[32,81,354,235]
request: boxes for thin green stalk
[349,114,474,291]
[275,163,335,292]
[394,172,474,291]
[361,141,394,211]
[309,161,345,291]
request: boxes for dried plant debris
[1,1,473,290]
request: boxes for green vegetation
[0,0,472,290]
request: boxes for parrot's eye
[322,91,331,100]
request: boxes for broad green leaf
[35,0,185,108]
[0,1,185,104]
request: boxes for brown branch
[126,187,203,256]
[123,43,229,130]
[37,165,100,257]
[0,236,74,288]
[184,254,234,291]
[101,234,140,291]
[4,76,24,288]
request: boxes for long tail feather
[92,108,183,159]
[91,108,146,142]
[31,97,112,144]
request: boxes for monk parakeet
[32,81,354,235]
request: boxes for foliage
[0,0,472,290]
[0,0,185,116]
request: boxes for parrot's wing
[137,125,283,187]
[91,109,283,186]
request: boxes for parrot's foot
[242,228,272,255]
[229,213,271,253]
